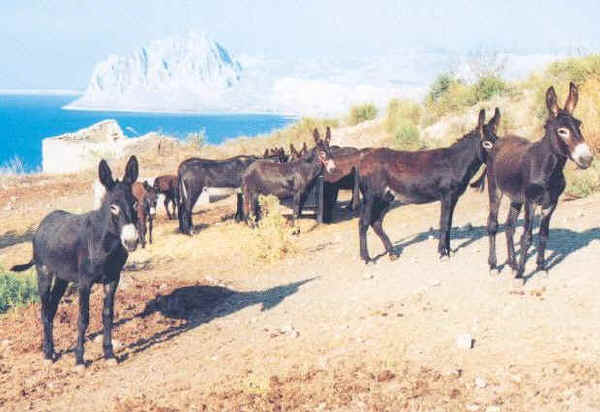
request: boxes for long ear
[325,126,331,144]
[313,128,320,143]
[546,86,560,118]
[487,107,501,135]
[123,155,139,184]
[564,81,578,114]
[143,180,152,192]
[98,159,115,190]
[477,109,485,135]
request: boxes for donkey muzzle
[572,143,593,169]
[121,223,139,252]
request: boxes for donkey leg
[138,220,146,248]
[148,216,153,244]
[537,203,557,272]
[505,202,522,270]
[359,194,375,263]
[487,187,502,274]
[37,270,54,360]
[75,283,91,366]
[438,193,458,258]
[370,199,395,260]
[516,203,535,278]
[102,276,120,361]
[164,197,172,220]
[293,192,302,219]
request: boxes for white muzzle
[120,223,139,251]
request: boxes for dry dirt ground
[1,169,600,411]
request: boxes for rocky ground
[1,163,600,411]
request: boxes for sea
[0,94,294,172]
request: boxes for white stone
[475,376,487,388]
[456,334,473,350]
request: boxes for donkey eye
[110,204,120,215]
[557,128,570,137]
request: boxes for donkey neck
[536,132,568,172]
[295,157,323,182]
[85,205,123,260]
[446,135,483,181]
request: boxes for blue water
[0,94,294,172]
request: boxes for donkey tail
[470,167,487,192]
[11,259,35,272]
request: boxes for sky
[1,0,600,90]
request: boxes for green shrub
[0,269,39,313]
[565,161,600,199]
[348,103,378,125]
[473,75,507,102]
[246,195,297,262]
[185,129,206,150]
[385,99,422,133]
[393,119,426,150]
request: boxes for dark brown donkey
[357,109,498,263]
[132,181,158,248]
[483,83,593,279]
[11,156,139,366]
[242,129,336,221]
[153,175,178,219]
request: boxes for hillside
[1,110,600,410]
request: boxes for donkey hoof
[489,268,500,277]
[389,253,399,261]
[105,358,118,367]
[511,268,520,279]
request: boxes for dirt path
[2,185,600,411]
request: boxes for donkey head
[477,108,500,162]
[312,128,336,173]
[289,143,300,161]
[143,181,158,217]
[99,155,139,251]
[545,82,593,169]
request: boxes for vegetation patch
[348,103,377,125]
[0,269,38,314]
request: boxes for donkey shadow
[80,277,315,361]
[386,221,600,282]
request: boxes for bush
[247,195,297,262]
[473,75,507,102]
[0,269,38,313]
[393,120,426,151]
[348,103,378,125]
[565,161,600,199]
[385,99,422,133]
[185,129,206,150]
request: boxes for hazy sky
[2,0,599,89]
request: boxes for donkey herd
[10,82,594,367]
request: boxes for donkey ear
[313,128,320,143]
[143,180,152,191]
[546,86,560,118]
[325,126,331,144]
[123,155,139,185]
[477,109,485,133]
[98,159,115,190]
[488,107,501,134]
[564,81,579,114]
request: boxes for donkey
[241,129,336,221]
[132,181,158,248]
[153,174,178,220]
[177,155,262,234]
[11,156,139,367]
[483,83,593,279]
[357,109,497,263]
[289,143,301,161]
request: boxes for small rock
[475,376,487,388]
[429,279,441,287]
[466,404,480,412]
[447,369,462,378]
[456,334,473,350]
[363,273,374,280]
[0,339,9,348]
[376,370,395,382]
[509,374,522,383]
[10,196,17,202]
[485,406,501,412]
[112,339,122,351]
[462,222,473,231]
